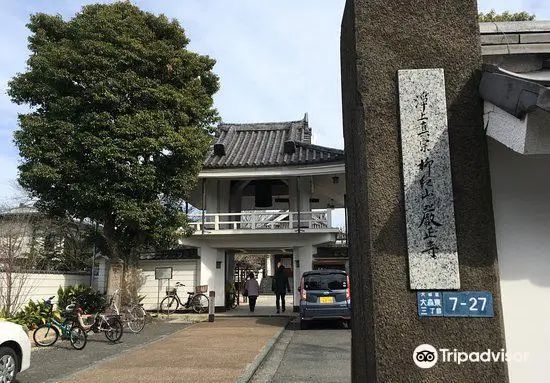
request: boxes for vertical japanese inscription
[398,69,460,290]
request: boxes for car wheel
[0,346,19,383]
[300,320,308,330]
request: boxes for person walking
[273,264,291,313]
[244,272,260,312]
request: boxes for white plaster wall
[266,254,274,276]
[292,245,315,305]
[182,232,336,251]
[488,139,550,383]
[484,102,526,154]
[137,260,198,311]
[198,247,225,307]
[524,108,550,154]
[0,272,90,312]
[484,102,550,156]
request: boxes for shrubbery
[1,284,107,329]
[5,299,61,330]
[57,284,107,314]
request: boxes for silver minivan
[298,269,351,329]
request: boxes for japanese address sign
[398,68,460,290]
[417,291,494,318]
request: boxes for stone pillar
[106,258,124,307]
[266,254,274,277]
[341,1,508,382]
[292,247,301,311]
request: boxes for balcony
[188,209,335,233]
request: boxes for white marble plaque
[398,68,460,290]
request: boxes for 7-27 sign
[442,291,494,317]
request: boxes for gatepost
[208,291,215,322]
[340,0,508,381]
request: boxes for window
[303,273,347,290]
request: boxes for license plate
[319,296,333,304]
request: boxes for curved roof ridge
[219,119,305,127]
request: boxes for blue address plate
[417,291,494,318]
[442,291,494,317]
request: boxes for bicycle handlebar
[44,296,55,306]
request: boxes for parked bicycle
[108,290,146,333]
[159,282,209,314]
[72,298,124,342]
[33,296,87,350]
[226,292,238,310]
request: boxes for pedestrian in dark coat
[273,265,291,313]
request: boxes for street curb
[235,318,290,383]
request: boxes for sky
[0,0,548,225]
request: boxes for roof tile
[203,117,344,169]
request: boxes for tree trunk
[102,215,119,260]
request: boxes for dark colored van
[298,269,351,329]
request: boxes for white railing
[188,210,333,232]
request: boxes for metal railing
[188,209,333,232]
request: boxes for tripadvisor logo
[413,344,438,368]
[413,344,529,368]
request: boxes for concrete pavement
[251,319,351,383]
[58,316,290,383]
[219,295,297,317]
[18,322,190,383]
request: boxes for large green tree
[8,2,219,263]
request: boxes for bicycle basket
[64,304,76,315]
[63,304,81,319]
[166,287,177,296]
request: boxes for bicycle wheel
[191,294,209,313]
[231,296,238,309]
[160,296,179,315]
[69,325,87,350]
[33,324,59,347]
[104,317,123,342]
[135,305,146,320]
[126,306,145,333]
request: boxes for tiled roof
[203,116,344,169]
[480,21,550,56]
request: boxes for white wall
[198,247,225,307]
[266,254,274,276]
[484,102,550,155]
[293,245,314,305]
[488,139,550,383]
[137,260,198,311]
[0,272,90,312]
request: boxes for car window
[303,274,347,290]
